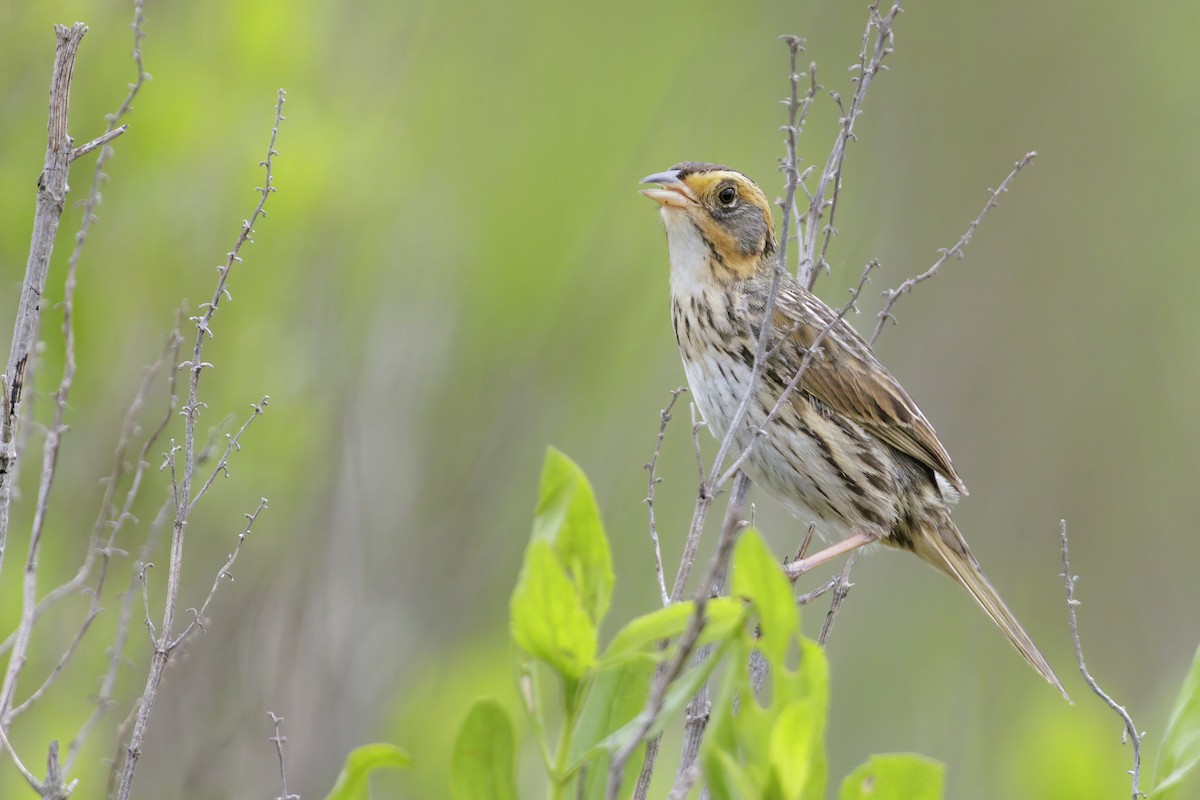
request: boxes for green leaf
[768,698,819,798]
[451,699,518,800]
[598,637,733,754]
[793,638,829,800]
[1153,643,1200,797]
[510,538,597,679]
[837,754,944,800]
[569,656,655,767]
[599,597,744,667]
[533,447,614,625]
[322,743,412,800]
[705,746,761,800]
[731,528,799,665]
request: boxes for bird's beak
[639,170,696,208]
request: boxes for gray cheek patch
[732,209,768,256]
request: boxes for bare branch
[777,35,818,287]
[800,1,902,291]
[870,151,1036,347]
[0,19,88,631]
[168,498,268,650]
[794,576,839,606]
[66,498,172,775]
[817,550,861,645]
[268,712,300,800]
[792,522,817,563]
[1060,520,1144,799]
[0,4,151,757]
[613,472,752,800]
[71,125,127,161]
[659,473,752,799]
[645,388,687,608]
[114,88,285,800]
[0,722,40,793]
[188,397,270,512]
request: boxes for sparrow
[640,161,1066,698]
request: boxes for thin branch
[610,472,752,800]
[660,473,752,799]
[168,498,268,650]
[791,522,817,564]
[645,388,687,608]
[105,701,139,800]
[0,25,89,708]
[800,1,902,291]
[268,712,300,800]
[794,576,839,607]
[187,397,270,513]
[817,550,861,646]
[0,319,182,662]
[870,151,1036,346]
[777,35,818,288]
[114,88,285,800]
[0,722,41,793]
[66,497,172,775]
[71,125,127,161]
[0,1,150,751]
[1060,520,1144,799]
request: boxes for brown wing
[772,286,968,494]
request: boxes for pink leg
[782,531,876,582]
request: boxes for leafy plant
[1150,644,1200,798]
[471,447,943,798]
[325,449,1200,799]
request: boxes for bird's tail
[913,519,1070,701]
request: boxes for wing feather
[771,285,968,494]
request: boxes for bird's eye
[717,186,737,207]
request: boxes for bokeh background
[2,1,1198,797]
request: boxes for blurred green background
[2,0,1198,797]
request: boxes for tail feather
[915,522,1071,701]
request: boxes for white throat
[661,209,713,299]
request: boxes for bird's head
[640,162,776,285]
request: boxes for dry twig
[0,24,88,577]
[869,152,1036,346]
[613,473,753,800]
[645,388,687,608]
[1060,520,1144,799]
[798,1,901,290]
[269,712,301,800]
[112,89,285,800]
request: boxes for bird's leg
[783,530,876,583]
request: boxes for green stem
[549,677,581,800]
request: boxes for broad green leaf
[769,699,819,798]
[838,754,944,800]
[510,539,597,679]
[569,655,655,768]
[731,528,799,665]
[598,637,733,754]
[599,597,744,667]
[704,747,760,800]
[574,743,646,800]
[569,657,656,800]
[793,638,829,800]
[1153,643,1200,797]
[533,448,614,625]
[322,743,411,800]
[451,699,518,800]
